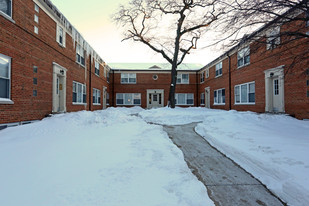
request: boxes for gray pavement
[163,122,286,206]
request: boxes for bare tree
[113,0,227,108]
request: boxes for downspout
[228,54,232,110]
[89,55,92,111]
[112,70,115,107]
[196,71,199,106]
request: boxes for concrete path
[163,122,285,206]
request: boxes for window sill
[95,74,100,77]
[237,63,250,69]
[176,104,194,106]
[213,103,225,106]
[215,74,222,78]
[73,103,87,105]
[0,12,15,23]
[93,103,101,106]
[116,104,141,106]
[200,104,205,106]
[0,98,14,104]
[58,42,66,48]
[121,82,136,84]
[234,103,255,105]
[76,61,86,68]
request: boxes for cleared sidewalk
[163,122,286,206]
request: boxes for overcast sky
[51,0,221,65]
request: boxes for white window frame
[34,14,39,23]
[200,93,205,105]
[56,24,66,47]
[0,53,12,103]
[206,69,209,78]
[121,73,136,84]
[0,0,12,19]
[116,93,141,105]
[73,81,86,105]
[214,88,225,105]
[95,61,100,76]
[234,81,255,105]
[237,47,250,68]
[215,62,223,77]
[76,43,85,66]
[34,26,39,34]
[34,4,39,13]
[107,71,110,83]
[177,73,189,84]
[266,26,280,50]
[93,88,101,105]
[200,72,205,83]
[175,93,194,105]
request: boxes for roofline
[199,5,301,71]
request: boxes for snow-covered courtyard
[0,107,308,206]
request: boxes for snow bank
[0,108,212,206]
[195,110,309,206]
[139,107,309,206]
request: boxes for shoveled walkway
[163,122,285,206]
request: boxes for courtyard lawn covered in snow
[139,107,309,206]
[0,107,213,206]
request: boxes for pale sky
[51,0,220,65]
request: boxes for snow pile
[139,107,309,206]
[0,108,212,206]
[195,110,309,206]
[139,106,225,125]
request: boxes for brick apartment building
[0,0,110,129]
[1,0,308,129]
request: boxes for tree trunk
[168,63,178,108]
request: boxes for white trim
[234,81,256,105]
[34,26,39,34]
[34,14,39,23]
[56,23,66,47]
[176,73,190,84]
[175,93,194,106]
[0,0,12,19]
[213,88,226,105]
[116,93,141,106]
[0,53,12,102]
[92,88,101,105]
[121,73,136,84]
[72,81,86,105]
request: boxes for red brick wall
[0,0,110,124]
[112,71,198,108]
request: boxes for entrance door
[205,87,210,108]
[52,63,67,113]
[103,87,107,109]
[147,89,164,109]
[272,78,281,112]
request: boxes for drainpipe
[228,54,232,110]
[196,71,199,106]
[112,70,115,107]
[89,55,92,111]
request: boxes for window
[57,25,66,47]
[107,71,110,83]
[200,72,205,83]
[95,61,100,76]
[266,26,280,50]
[73,81,86,104]
[33,78,37,85]
[106,93,109,105]
[175,93,194,105]
[177,73,189,84]
[200,93,205,105]
[215,62,222,77]
[235,82,255,104]
[34,26,38,34]
[33,66,38,73]
[214,88,225,105]
[274,79,279,95]
[93,88,101,105]
[306,9,309,27]
[237,47,250,68]
[0,53,11,100]
[206,69,209,78]
[33,90,37,97]
[0,0,12,18]
[34,14,39,23]
[116,93,141,105]
[121,73,136,84]
[76,43,85,66]
[34,4,39,13]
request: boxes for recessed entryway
[264,66,285,113]
[147,89,164,109]
[52,63,67,113]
